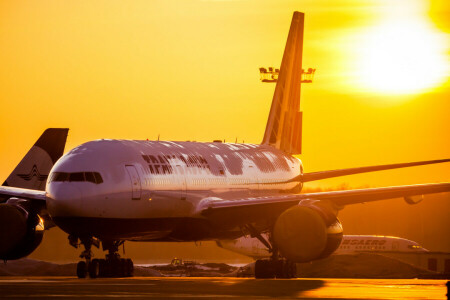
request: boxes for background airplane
[216,234,428,260]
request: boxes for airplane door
[125,165,141,200]
[248,164,260,195]
[392,242,399,251]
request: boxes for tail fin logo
[16,165,48,182]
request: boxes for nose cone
[46,183,82,218]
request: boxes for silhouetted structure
[259,67,316,83]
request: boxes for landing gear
[243,225,297,279]
[88,259,100,278]
[76,261,87,278]
[254,259,296,279]
[76,237,95,279]
[85,257,133,278]
[71,236,134,279]
[98,240,134,278]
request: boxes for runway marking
[0,279,58,283]
[298,279,447,300]
[0,277,447,299]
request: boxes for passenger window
[148,165,155,174]
[69,172,85,182]
[85,172,96,183]
[93,172,103,184]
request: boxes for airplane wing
[0,186,47,202]
[0,185,55,229]
[198,182,450,229]
[280,158,450,183]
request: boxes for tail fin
[262,12,304,155]
[2,128,69,191]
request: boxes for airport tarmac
[0,277,447,299]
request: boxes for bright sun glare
[358,18,448,95]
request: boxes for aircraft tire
[98,259,107,277]
[126,259,134,277]
[119,259,127,277]
[76,261,87,278]
[288,261,297,278]
[277,260,297,278]
[275,260,285,278]
[110,259,120,277]
[88,259,100,278]
[255,260,275,279]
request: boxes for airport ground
[0,276,448,299]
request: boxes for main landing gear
[77,256,133,278]
[71,236,134,278]
[245,225,297,279]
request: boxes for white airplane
[336,235,428,254]
[216,234,428,260]
[0,12,449,279]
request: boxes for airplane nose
[46,183,82,218]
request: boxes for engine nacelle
[0,202,44,260]
[273,200,343,263]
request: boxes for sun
[358,19,448,95]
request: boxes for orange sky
[0,0,449,189]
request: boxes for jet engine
[273,199,343,263]
[0,201,44,260]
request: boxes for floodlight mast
[259,67,316,83]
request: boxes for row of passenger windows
[50,172,103,184]
[340,245,387,250]
[148,178,254,186]
[147,177,275,186]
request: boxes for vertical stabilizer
[2,128,69,191]
[262,12,304,155]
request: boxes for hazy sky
[1,0,449,188]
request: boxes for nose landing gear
[71,236,134,279]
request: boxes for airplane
[0,128,68,260]
[335,235,428,254]
[216,234,428,260]
[0,12,449,279]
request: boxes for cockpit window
[50,172,103,184]
[69,172,85,182]
[53,172,69,182]
[85,172,96,183]
[93,172,103,184]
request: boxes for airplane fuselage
[46,139,303,242]
[216,234,429,259]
